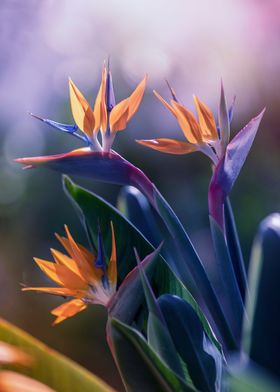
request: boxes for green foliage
[0,318,114,392]
[158,294,222,392]
[109,318,194,392]
[225,363,280,392]
[64,176,220,352]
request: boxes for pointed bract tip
[259,107,266,116]
[165,79,177,100]
[253,107,266,122]
[29,112,43,121]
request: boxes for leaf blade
[0,318,114,392]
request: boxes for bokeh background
[0,0,280,390]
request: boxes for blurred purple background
[1,0,280,390]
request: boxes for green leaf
[135,250,185,379]
[154,190,235,351]
[63,176,221,352]
[63,175,149,280]
[225,362,280,392]
[158,294,222,392]
[242,213,280,379]
[109,318,195,392]
[209,215,244,346]
[0,318,114,392]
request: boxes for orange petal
[51,299,87,325]
[0,342,32,366]
[127,75,147,121]
[51,249,86,281]
[107,222,117,289]
[109,98,130,132]
[0,371,55,392]
[109,75,147,133]
[93,65,108,132]
[171,100,202,143]
[22,286,85,298]
[153,90,177,117]
[34,258,87,289]
[55,233,95,265]
[136,138,198,155]
[69,79,95,136]
[63,225,102,283]
[193,95,218,141]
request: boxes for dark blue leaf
[243,213,280,379]
[209,215,244,346]
[117,186,162,248]
[224,197,247,300]
[155,190,236,351]
[158,294,222,392]
[109,318,194,392]
[135,250,185,379]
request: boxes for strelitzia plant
[22,223,162,327]
[16,62,280,392]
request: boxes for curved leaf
[155,190,235,351]
[109,318,194,392]
[243,213,280,379]
[0,318,114,392]
[63,176,221,352]
[117,186,161,248]
[135,251,185,379]
[209,215,244,346]
[224,197,247,301]
[158,294,222,392]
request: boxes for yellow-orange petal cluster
[68,64,147,151]
[137,89,219,162]
[109,75,147,133]
[23,223,117,325]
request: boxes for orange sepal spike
[51,299,87,325]
[136,138,197,155]
[69,79,95,136]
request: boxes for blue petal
[228,95,236,124]
[30,114,90,145]
[95,227,107,269]
[30,113,78,133]
[106,70,116,112]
